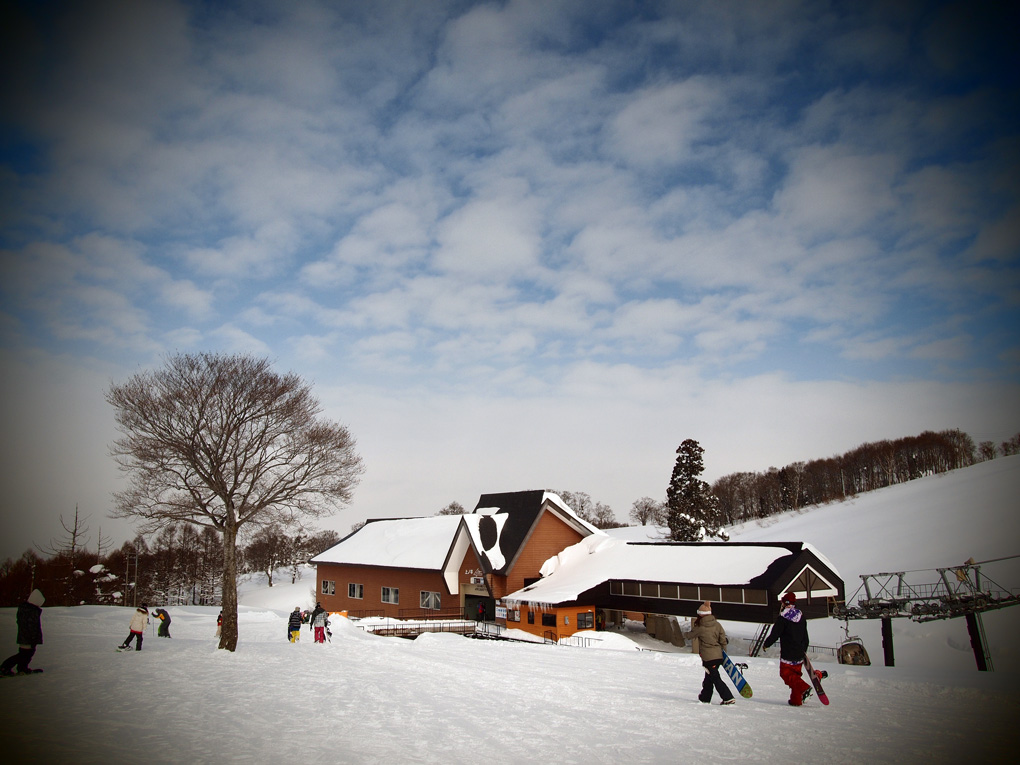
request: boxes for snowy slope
[0,458,1017,764]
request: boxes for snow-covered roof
[310,515,464,570]
[504,535,815,607]
[310,489,601,576]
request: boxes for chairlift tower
[831,556,1020,671]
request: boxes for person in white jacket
[119,605,150,651]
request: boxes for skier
[0,589,45,676]
[309,602,329,644]
[119,604,150,651]
[762,592,819,706]
[154,608,172,638]
[686,601,735,705]
[288,606,302,642]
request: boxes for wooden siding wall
[492,509,585,598]
[315,562,451,618]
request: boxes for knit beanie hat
[27,589,45,607]
[697,601,712,615]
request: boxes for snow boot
[720,699,736,705]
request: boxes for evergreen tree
[665,439,726,541]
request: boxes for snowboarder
[154,608,172,638]
[309,602,328,643]
[288,606,302,642]
[762,592,818,706]
[119,604,150,651]
[0,589,45,676]
[686,601,735,705]
[476,601,485,622]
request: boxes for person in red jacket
[763,592,814,706]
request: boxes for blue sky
[1,0,1018,559]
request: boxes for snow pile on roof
[310,515,463,569]
[506,535,799,607]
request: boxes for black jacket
[16,601,43,647]
[763,607,808,663]
[288,610,302,630]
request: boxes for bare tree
[107,352,364,651]
[629,497,663,526]
[436,501,466,516]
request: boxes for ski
[721,651,752,699]
[803,656,829,705]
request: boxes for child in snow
[762,592,821,706]
[0,589,45,676]
[309,602,329,643]
[119,604,150,651]
[288,606,302,642]
[686,601,735,705]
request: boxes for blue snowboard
[721,651,752,698]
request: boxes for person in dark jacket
[0,589,45,675]
[154,608,172,637]
[686,601,735,705]
[288,606,302,642]
[762,592,813,706]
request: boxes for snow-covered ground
[2,457,1018,763]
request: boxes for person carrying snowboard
[288,606,302,642]
[155,608,172,638]
[762,592,819,706]
[309,602,329,644]
[119,604,150,651]
[686,601,735,705]
[0,589,45,676]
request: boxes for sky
[1,0,1018,560]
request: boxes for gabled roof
[309,490,601,581]
[504,535,841,607]
[310,515,464,570]
[471,490,601,575]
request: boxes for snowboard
[721,651,752,699]
[1,668,43,676]
[803,656,829,705]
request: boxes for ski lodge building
[310,489,844,641]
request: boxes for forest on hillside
[710,429,1020,526]
[0,521,339,608]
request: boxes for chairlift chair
[837,621,871,666]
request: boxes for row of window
[609,580,768,606]
[320,580,442,610]
[505,610,594,629]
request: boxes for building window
[527,611,534,624]
[508,610,520,622]
[382,587,399,604]
[720,587,744,603]
[420,591,441,610]
[541,613,556,627]
[321,580,335,596]
[700,586,721,602]
[577,612,594,629]
[348,583,364,600]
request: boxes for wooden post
[881,617,895,667]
